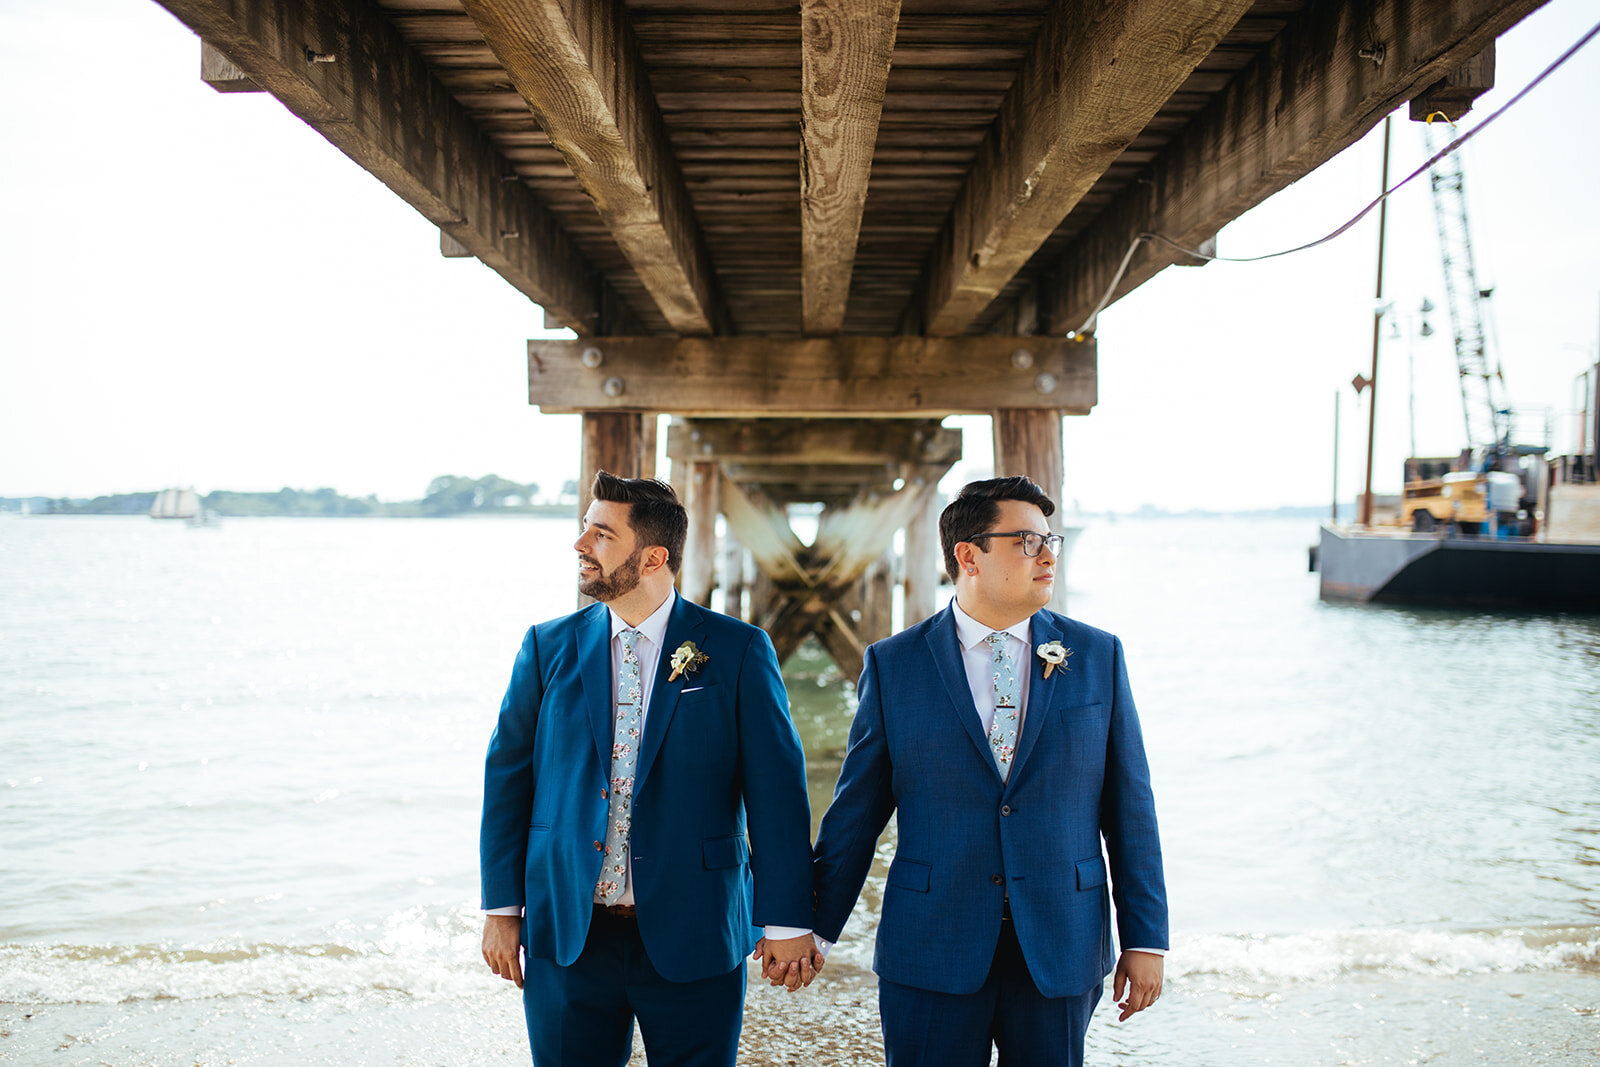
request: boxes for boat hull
[1316,525,1600,608]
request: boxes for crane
[1424,119,1511,466]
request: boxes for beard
[578,546,644,602]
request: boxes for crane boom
[1424,122,1510,461]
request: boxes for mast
[1360,117,1391,527]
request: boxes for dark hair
[938,476,1057,582]
[591,471,687,574]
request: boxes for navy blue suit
[813,604,1167,1063]
[481,595,814,1064]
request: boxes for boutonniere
[1036,641,1072,678]
[668,640,709,682]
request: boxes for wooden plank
[200,39,261,92]
[801,0,901,335]
[457,0,728,336]
[1409,43,1495,121]
[155,0,609,334]
[529,336,1097,416]
[667,418,959,466]
[907,0,1254,336]
[992,408,1067,612]
[902,474,942,624]
[683,460,721,606]
[1046,0,1548,337]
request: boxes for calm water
[1,514,1596,1065]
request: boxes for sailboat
[149,487,221,527]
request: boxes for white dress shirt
[488,590,810,941]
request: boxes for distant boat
[150,487,202,519]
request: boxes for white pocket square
[681,686,706,693]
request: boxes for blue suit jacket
[480,595,814,983]
[813,604,1168,998]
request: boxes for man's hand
[482,914,524,989]
[751,934,824,992]
[1112,950,1163,1021]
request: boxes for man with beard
[479,471,821,1067]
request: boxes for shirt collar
[950,596,1032,651]
[610,589,676,648]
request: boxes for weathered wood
[440,230,473,258]
[156,0,609,333]
[992,408,1067,612]
[1046,0,1547,337]
[457,0,728,335]
[530,337,1097,416]
[907,0,1253,336]
[683,460,721,606]
[667,418,958,466]
[1410,43,1496,121]
[800,0,900,335]
[201,40,260,92]
[903,473,943,624]
[721,542,748,620]
[577,412,648,519]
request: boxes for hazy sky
[2,0,1596,511]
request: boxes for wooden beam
[1046,0,1548,338]
[458,0,728,336]
[906,0,1253,336]
[902,476,942,625]
[800,0,901,335]
[156,0,608,334]
[577,412,649,518]
[667,418,959,466]
[201,40,260,92]
[682,460,721,607]
[529,337,1097,416]
[993,409,1066,612]
[1410,43,1496,121]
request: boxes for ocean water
[1,514,1596,1065]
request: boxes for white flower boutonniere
[1036,640,1072,679]
[668,640,709,682]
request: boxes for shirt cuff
[485,906,524,916]
[1125,947,1166,956]
[761,925,813,941]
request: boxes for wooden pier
[157,0,1534,667]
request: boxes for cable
[1069,16,1600,340]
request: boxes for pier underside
[155,0,1546,662]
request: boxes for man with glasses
[807,476,1167,1066]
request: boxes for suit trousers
[878,911,1102,1067]
[522,908,746,1067]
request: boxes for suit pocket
[702,833,749,870]
[886,858,931,893]
[1075,855,1107,890]
[1058,701,1104,723]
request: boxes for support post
[903,475,942,625]
[578,412,649,519]
[683,461,722,607]
[993,409,1068,612]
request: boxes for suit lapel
[1009,611,1063,782]
[926,606,1000,776]
[633,595,705,790]
[578,602,615,772]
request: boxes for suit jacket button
[594,841,603,851]
[991,874,1004,886]
[1001,805,1012,816]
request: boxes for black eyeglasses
[968,530,1064,557]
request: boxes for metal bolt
[1011,349,1034,370]
[306,48,336,63]
[1357,44,1385,65]
[581,347,604,368]
[603,377,625,398]
[1034,372,1058,395]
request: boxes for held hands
[482,914,525,989]
[1112,950,1164,1021]
[751,933,825,992]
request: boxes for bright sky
[1,0,1596,511]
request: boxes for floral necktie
[597,628,643,904]
[985,632,1021,782]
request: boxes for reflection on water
[2,515,1598,1064]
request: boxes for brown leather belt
[595,903,637,919]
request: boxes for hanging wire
[1069,16,1600,340]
